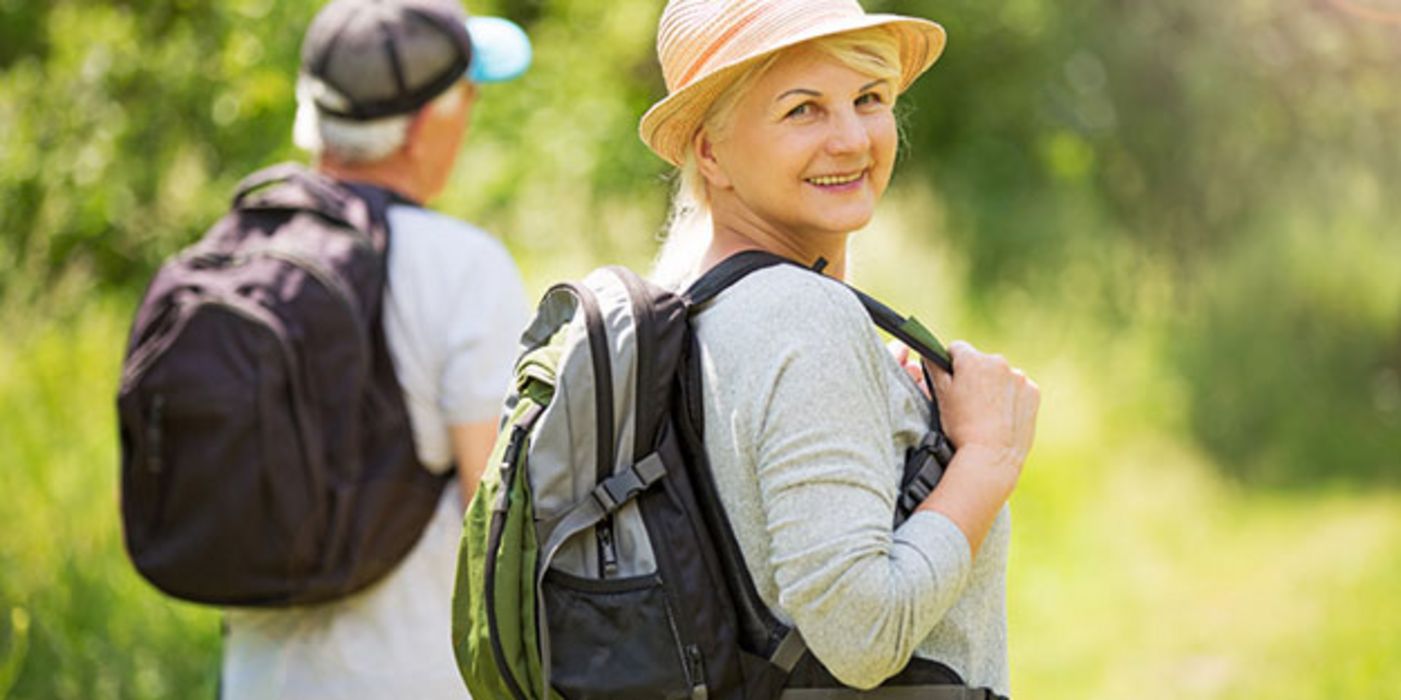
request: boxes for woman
[638,0,1040,696]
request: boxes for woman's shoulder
[693,263,879,359]
[699,263,868,326]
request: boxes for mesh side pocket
[543,568,692,699]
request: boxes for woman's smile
[804,169,868,190]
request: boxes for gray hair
[293,77,413,164]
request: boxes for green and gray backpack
[452,251,1006,699]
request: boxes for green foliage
[872,0,1401,482]
[0,293,220,699]
[0,0,314,293]
[2,0,1400,695]
[880,0,1401,289]
[1172,200,1401,486]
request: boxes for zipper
[121,297,193,392]
[597,525,619,577]
[187,244,370,367]
[144,393,170,530]
[597,268,660,579]
[658,575,699,691]
[203,296,324,501]
[685,645,708,699]
[244,246,372,377]
[251,246,364,325]
[484,404,544,700]
[145,394,165,475]
[554,281,617,578]
[639,488,710,697]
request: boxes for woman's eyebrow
[775,88,821,102]
[776,79,890,103]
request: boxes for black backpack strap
[781,689,1005,699]
[686,249,952,374]
[684,249,791,305]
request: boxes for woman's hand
[929,341,1040,475]
[914,340,1040,555]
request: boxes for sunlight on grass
[0,295,221,699]
[0,191,1397,696]
[858,188,1401,697]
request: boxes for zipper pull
[145,394,165,474]
[686,645,708,699]
[598,522,619,578]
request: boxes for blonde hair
[651,28,904,288]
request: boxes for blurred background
[2,0,1399,697]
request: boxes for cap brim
[466,16,532,83]
[639,15,945,166]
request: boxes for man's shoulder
[387,204,502,250]
[385,204,517,271]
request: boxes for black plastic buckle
[591,453,667,514]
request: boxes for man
[220,1,531,696]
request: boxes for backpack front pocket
[542,568,694,699]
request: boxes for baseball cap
[300,0,532,121]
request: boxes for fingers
[946,340,974,367]
[887,339,910,365]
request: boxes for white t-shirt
[221,204,530,699]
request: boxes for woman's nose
[825,108,872,156]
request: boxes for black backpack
[117,163,452,606]
[453,251,1006,699]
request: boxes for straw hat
[639,0,946,166]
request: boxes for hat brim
[639,15,945,166]
[466,16,533,83]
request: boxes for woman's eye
[785,103,812,119]
[856,92,883,107]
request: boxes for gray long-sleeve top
[692,265,1011,694]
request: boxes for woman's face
[704,44,898,240]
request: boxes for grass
[0,293,220,699]
[1,206,1397,697]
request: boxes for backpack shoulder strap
[684,249,790,306]
[686,250,952,373]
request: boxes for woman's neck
[703,203,850,281]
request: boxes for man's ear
[403,107,430,159]
[693,129,732,191]
[404,83,475,158]
[462,81,479,111]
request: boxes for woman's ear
[692,129,732,191]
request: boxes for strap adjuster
[591,453,667,513]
